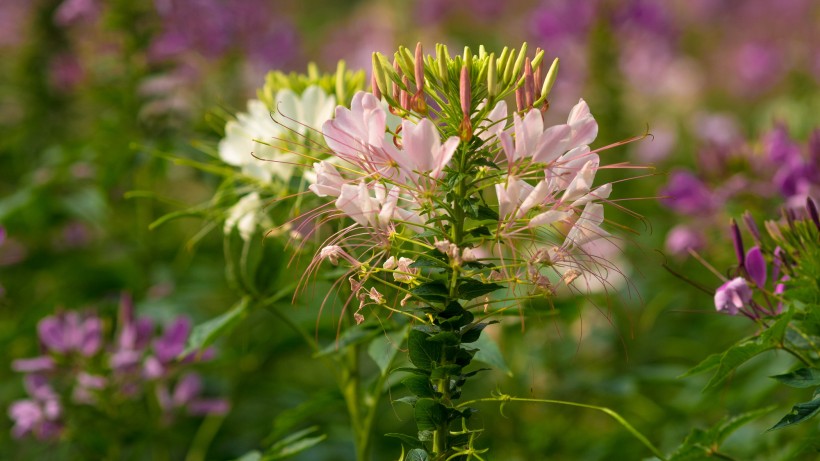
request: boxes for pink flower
[395,118,460,181]
[499,110,570,165]
[322,92,396,175]
[309,161,346,197]
[335,182,399,230]
[37,311,102,357]
[714,277,752,315]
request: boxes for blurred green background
[2,0,820,459]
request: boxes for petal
[532,124,571,164]
[431,137,460,179]
[567,98,598,148]
[745,246,767,287]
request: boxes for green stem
[456,396,667,461]
[184,413,226,461]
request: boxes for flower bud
[742,211,761,246]
[523,59,535,108]
[487,53,497,99]
[730,218,745,268]
[414,42,424,93]
[807,197,820,233]
[540,58,559,102]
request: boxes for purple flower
[665,225,704,255]
[154,317,191,363]
[8,376,62,440]
[0,227,6,246]
[156,373,230,416]
[764,124,802,165]
[11,356,55,373]
[732,42,783,93]
[660,170,717,216]
[72,372,107,404]
[37,312,102,356]
[54,0,100,26]
[714,277,753,315]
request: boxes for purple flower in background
[714,277,752,315]
[660,170,717,216]
[0,227,6,246]
[732,42,783,94]
[8,376,62,440]
[150,0,233,61]
[54,0,100,26]
[156,373,230,416]
[532,0,598,46]
[765,124,802,165]
[665,225,704,255]
[38,311,102,356]
[112,294,154,371]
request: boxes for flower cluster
[662,124,820,256]
[218,64,366,241]
[712,198,820,319]
[298,42,630,324]
[8,295,227,440]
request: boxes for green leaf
[475,205,499,221]
[768,390,820,431]
[471,331,511,376]
[771,368,820,388]
[461,322,496,344]
[402,375,435,398]
[457,278,503,301]
[667,407,772,461]
[231,451,262,461]
[405,448,430,461]
[702,310,794,392]
[266,426,327,460]
[430,364,462,380]
[385,433,424,450]
[414,398,446,431]
[427,331,460,345]
[182,297,249,356]
[411,281,450,302]
[367,326,407,376]
[408,328,442,371]
[679,351,722,378]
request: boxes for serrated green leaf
[679,352,722,378]
[714,406,773,442]
[414,398,446,431]
[402,375,435,398]
[182,297,249,357]
[771,367,820,388]
[408,328,442,370]
[768,391,820,431]
[430,364,462,380]
[405,448,430,461]
[702,310,793,392]
[410,281,449,302]
[457,278,503,301]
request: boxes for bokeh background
[2,0,820,459]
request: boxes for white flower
[219,86,336,182]
[224,193,268,241]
